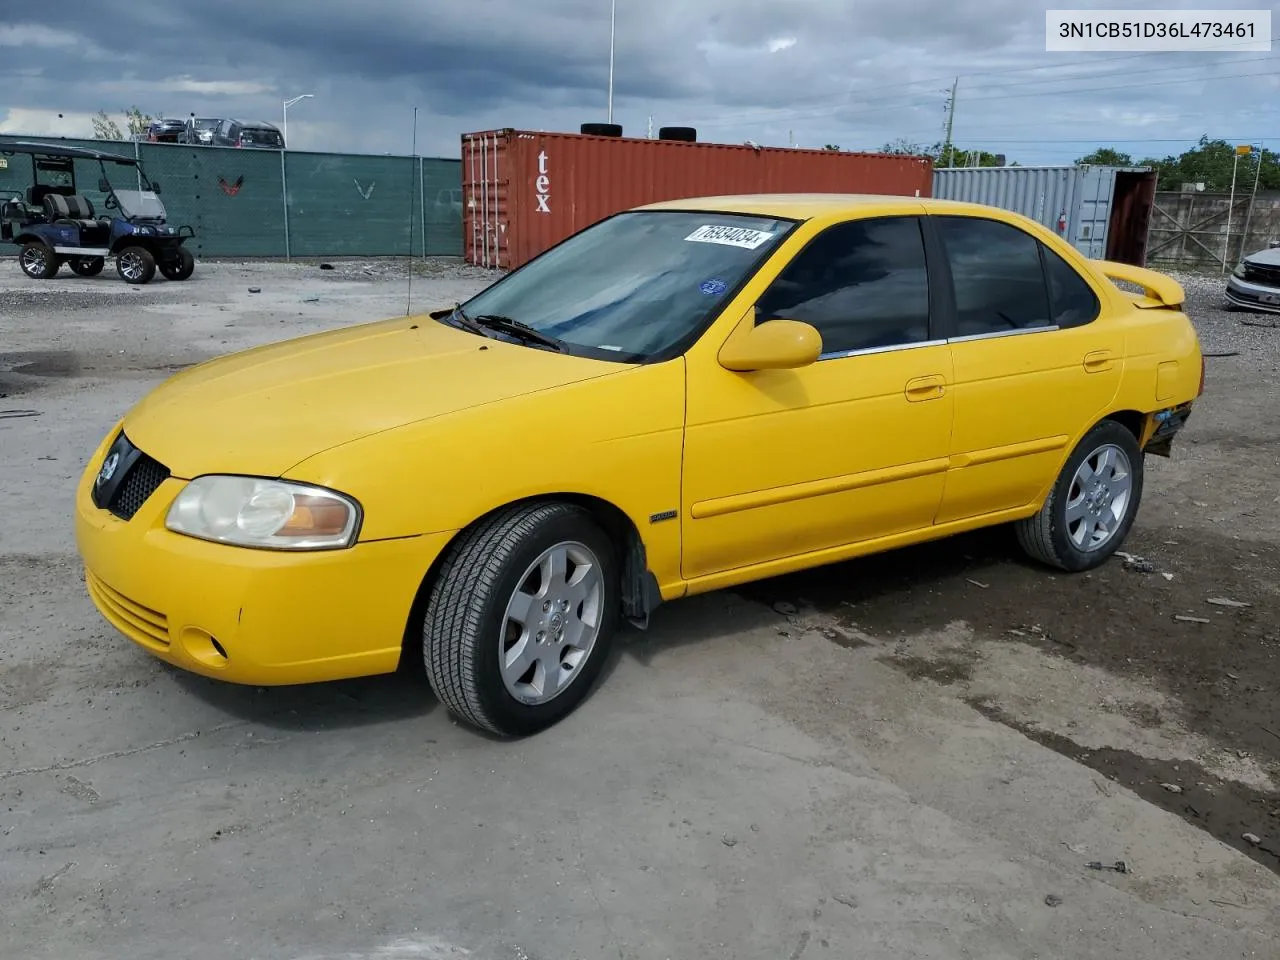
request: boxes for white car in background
[1226,240,1280,313]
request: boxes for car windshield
[453,210,793,362]
[113,188,166,220]
[194,119,218,130]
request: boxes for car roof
[635,193,1016,220]
[230,120,280,130]
[0,139,139,164]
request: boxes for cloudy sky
[1,0,1276,163]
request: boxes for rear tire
[1016,420,1144,572]
[159,247,195,281]
[69,257,105,277]
[116,246,156,284]
[19,240,58,279]
[423,502,620,737]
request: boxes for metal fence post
[280,148,291,259]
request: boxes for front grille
[92,431,171,521]
[108,454,170,520]
[1243,262,1280,288]
[86,570,171,649]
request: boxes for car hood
[122,316,624,478]
[1244,247,1280,267]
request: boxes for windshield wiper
[448,302,489,337]
[469,314,564,352]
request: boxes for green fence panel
[1,136,463,258]
[422,159,463,256]
[285,152,414,257]
[139,142,287,257]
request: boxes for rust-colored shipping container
[462,129,933,269]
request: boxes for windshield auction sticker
[1046,9,1270,51]
[685,225,775,249]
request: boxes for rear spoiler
[1092,259,1185,309]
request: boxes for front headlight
[165,476,360,550]
[1233,262,1248,278]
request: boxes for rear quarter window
[1040,243,1101,328]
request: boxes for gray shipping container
[931,164,1158,266]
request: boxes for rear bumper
[1144,402,1193,458]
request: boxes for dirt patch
[0,351,193,395]
[970,698,1280,876]
[738,519,1280,871]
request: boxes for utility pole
[1239,144,1264,257]
[607,0,616,123]
[942,77,958,167]
[647,115,653,139]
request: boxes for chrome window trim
[819,338,947,361]
[948,324,1060,344]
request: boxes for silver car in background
[1226,240,1280,313]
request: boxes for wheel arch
[398,492,661,671]
[1102,408,1150,446]
[1026,408,1151,514]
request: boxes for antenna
[406,106,418,317]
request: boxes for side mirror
[150,181,162,194]
[98,178,110,193]
[718,315,822,372]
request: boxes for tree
[1081,136,1280,191]
[933,143,1005,168]
[1075,147,1134,166]
[92,106,155,141]
[91,111,124,140]
[823,144,841,151]
[124,106,154,140]
[878,138,927,155]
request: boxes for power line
[680,39,1280,127]
[695,61,1280,130]
[705,43,1274,121]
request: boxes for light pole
[607,0,616,123]
[282,94,313,146]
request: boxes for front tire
[1016,420,1144,572]
[423,502,620,737]
[19,241,58,279]
[116,246,156,284]
[159,247,195,281]
[69,256,105,277]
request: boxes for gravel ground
[2,257,1280,959]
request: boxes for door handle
[1083,350,1116,373]
[904,375,946,402]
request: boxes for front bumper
[74,429,451,685]
[1225,274,1280,314]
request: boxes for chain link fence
[0,137,462,258]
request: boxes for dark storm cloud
[2,0,1276,162]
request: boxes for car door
[681,213,955,583]
[929,214,1122,524]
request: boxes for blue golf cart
[0,140,195,284]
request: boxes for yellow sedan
[75,194,1203,736]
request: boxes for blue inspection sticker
[699,278,728,296]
